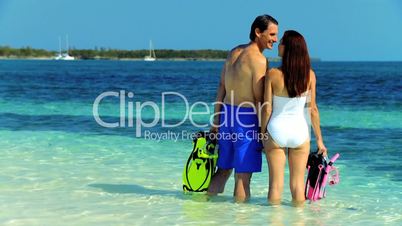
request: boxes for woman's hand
[317,140,327,156]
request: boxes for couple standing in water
[208,14,327,205]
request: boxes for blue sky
[0,0,401,61]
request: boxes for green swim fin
[183,132,218,192]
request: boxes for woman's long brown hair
[280,30,310,97]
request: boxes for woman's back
[269,67,311,98]
[267,67,311,148]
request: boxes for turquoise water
[0,60,401,225]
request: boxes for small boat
[54,35,75,60]
[60,53,75,60]
[144,40,156,61]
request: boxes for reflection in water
[268,206,306,226]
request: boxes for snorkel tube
[319,153,340,198]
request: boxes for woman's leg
[288,140,310,205]
[264,136,286,205]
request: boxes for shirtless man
[208,15,279,202]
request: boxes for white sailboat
[54,36,63,60]
[54,35,75,60]
[144,40,156,61]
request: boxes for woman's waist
[270,110,306,118]
[268,114,308,125]
[267,117,309,131]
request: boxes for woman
[261,30,327,205]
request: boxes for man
[208,14,279,202]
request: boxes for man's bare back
[223,44,267,107]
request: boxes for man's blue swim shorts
[216,103,262,173]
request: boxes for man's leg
[231,111,262,202]
[232,138,261,202]
[208,104,233,196]
[207,168,232,195]
[234,172,252,202]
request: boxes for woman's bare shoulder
[268,67,282,79]
[309,69,316,81]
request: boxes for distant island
[0,46,320,62]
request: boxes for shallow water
[0,60,401,225]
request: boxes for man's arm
[210,62,227,133]
[252,56,268,130]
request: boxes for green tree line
[0,46,229,59]
[0,46,55,58]
[71,48,230,59]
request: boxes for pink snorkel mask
[328,165,339,186]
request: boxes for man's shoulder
[230,44,248,53]
[227,44,247,57]
[246,51,267,69]
[242,46,266,64]
[224,44,248,61]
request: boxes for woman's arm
[309,70,327,156]
[260,69,274,134]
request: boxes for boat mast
[58,36,62,55]
[149,40,152,57]
[66,35,69,55]
[150,40,156,58]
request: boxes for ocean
[0,60,401,225]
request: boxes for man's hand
[209,125,218,134]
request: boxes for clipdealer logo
[92,90,309,141]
